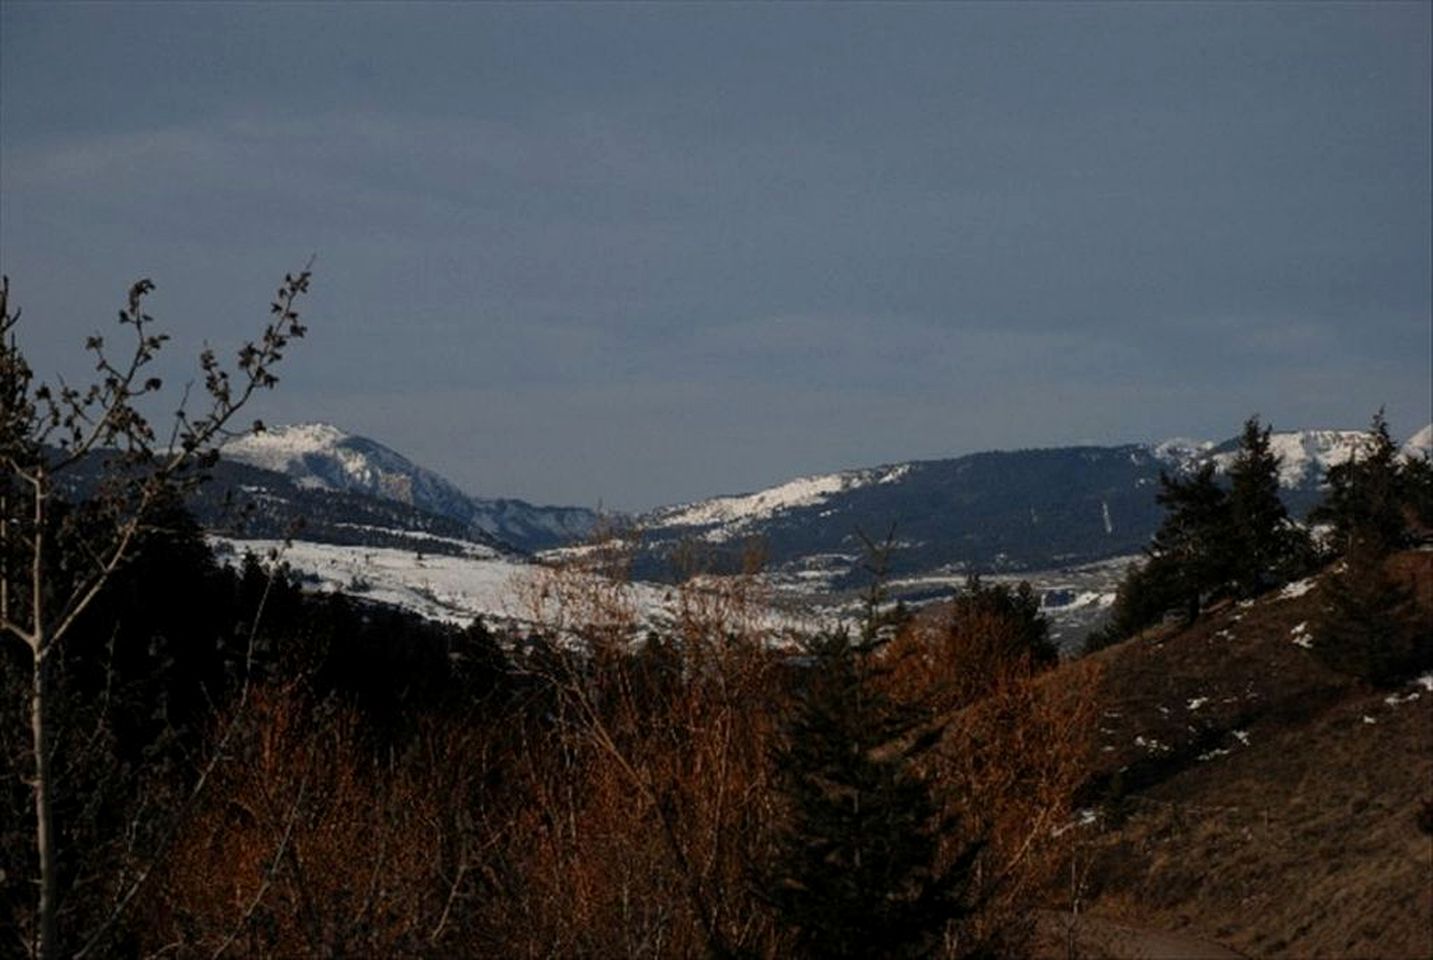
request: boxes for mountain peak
[221,422,597,551]
[1404,423,1433,460]
[222,422,352,471]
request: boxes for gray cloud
[2,1,1428,508]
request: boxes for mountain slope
[222,423,598,552]
[1052,550,1433,959]
[209,420,1427,592]
[629,426,1430,586]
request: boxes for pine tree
[1312,409,1407,554]
[1309,411,1429,685]
[767,626,982,959]
[1314,535,1423,686]
[1086,462,1235,646]
[1082,554,1184,651]
[1148,463,1233,623]
[951,575,1057,667]
[1227,416,1309,597]
[1402,453,1433,535]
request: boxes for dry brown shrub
[501,544,791,957]
[139,685,491,957]
[881,605,1104,954]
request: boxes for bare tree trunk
[28,469,57,960]
[30,634,56,960]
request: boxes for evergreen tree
[1085,462,1234,647]
[1313,535,1424,686]
[1402,452,1433,535]
[1309,411,1430,685]
[951,575,1057,667]
[1227,416,1310,597]
[767,627,982,959]
[1082,554,1184,652]
[1312,409,1407,554]
[1148,463,1232,624]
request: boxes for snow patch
[650,463,911,536]
[1186,697,1208,711]
[210,536,533,625]
[1403,423,1432,461]
[656,473,853,528]
[222,422,351,473]
[1289,621,1313,649]
[1279,578,1317,600]
[1153,437,1214,466]
[1052,808,1101,837]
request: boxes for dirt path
[1032,911,1245,959]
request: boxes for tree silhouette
[1227,415,1310,597]
[767,624,982,958]
[1,267,311,959]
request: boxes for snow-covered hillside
[222,423,597,551]
[1405,423,1433,461]
[209,536,804,637]
[648,428,1392,550]
[1205,430,1372,487]
[212,537,529,624]
[1154,426,1431,488]
[224,423,482,515]
[647,464,911,539]
[621,423,1431,587]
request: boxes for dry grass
[1055,551,1433,959]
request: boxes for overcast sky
[2,2,1429,510]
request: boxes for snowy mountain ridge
[622,423,1430,587]
[217,420,1428,588]
[647,464,912,540]
[222,423,597,552]
[645,426,1428,541]
[206,420,1428,637]
[1156,426,1431,488]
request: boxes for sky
[2,2,1429,511]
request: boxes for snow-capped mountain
[184,419,1427,645]
[630,445,1172,586]
[221,423,598,552]
[1404,423,1433,461]
[645,464,912,541]
[1156,429,1378,488]
[626,424,1432,588]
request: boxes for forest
[3,273,1430,959]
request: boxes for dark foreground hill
[1033,550,1433,959]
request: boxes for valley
[200,420,1430,652]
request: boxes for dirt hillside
[1041,550,1433,959]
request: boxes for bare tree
[0,266,312,960]
[510,540,789,958]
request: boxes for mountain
[627,426,1430,589]
[220,423,598,552]
[1404,422,1433,460]
[189,420,1426,622]
[632,445,1168,586]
